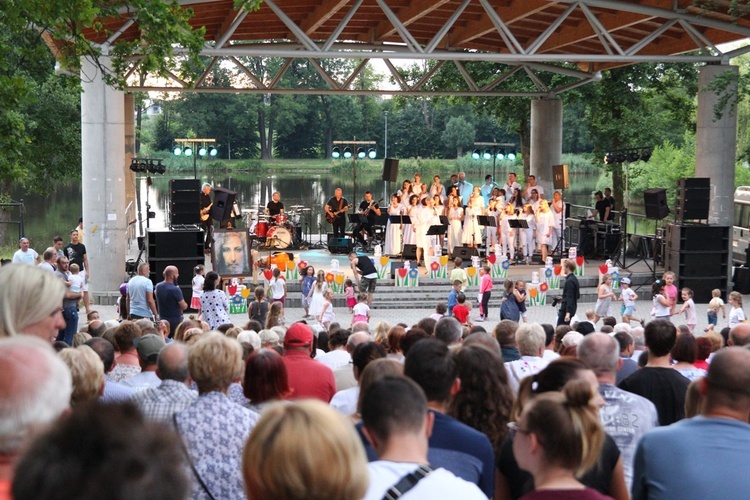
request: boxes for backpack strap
[382,464,433,500]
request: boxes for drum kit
[245,204,310,249]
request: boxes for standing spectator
[618,320,690,426]
[37,248,57,273]
[64,229,91,314]
[155,265,188,335]
[632,348,750,499]
[174,334,259,500]
[248,286,269,326]
[282,323,336,402]
[190,264,205,316]
[52,235,65,258]
[55,257,82,345]
[11,237,39,265]
[127,263,158,321]
[199,271,230,330]
[557,259,579,326]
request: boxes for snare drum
[275,214,288,225]
[254,221,269,237]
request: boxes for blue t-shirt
[128,275,154,318]
[302,276,316,297]
[447,289,459,315]
[155,281,184,321]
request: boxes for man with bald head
[632,347,750,499]
[578,333,658,491]
[0,336,72,490]
[333,331,371,391]
[155,265,187,337]
[729,322,750,346]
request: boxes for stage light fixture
[507,150,517,161]
[616,152,627,163]
[482,150,492,161]
[331,147,340,159]
[356,147,366,159]
[368,148,377,159]
[209,147,218,157]
[173,146,182,156]
[184,147,193,157]
[198,147,207,157]
[343,147,352,159]
[641,149,652,162]
[472,149,480,160]
[627,150,641,163]
[604,152,615,164]
[155,159,166,174]
[496,150,505,161]
[129,158,139,172]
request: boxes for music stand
[477,216,497,227]
[389,215,411,224]
[427,224,447,236]
[349,214,368,224]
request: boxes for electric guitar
[200,203,213,222]
[362,198,384,216]
[325,205,351,223]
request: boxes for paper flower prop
[599,264,609,274]
[467,267,477,277]
[263,269,273,280]
[241,288,250,298]
[576,256,584,266]
[335,274,345,285]
[430,261,440,271]
[398,268,408,278]
[231,294,243,305]
[501,260,511,270]
[439,255,449,266]
[540,282,549,292]
[380,256,390,266]
[487,254,497,264]
[227,285,237,296]
[611,271,619,279]
[325,272,335,283]
[554,265,562,275]
[408,268,419,279]
[298,260,307,270]
[285,260,295,271]
[545,268,553,278]
[529,288,538,298]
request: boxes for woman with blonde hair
[372,321,391,346]
[0,263,66,342]
[243,400,369,500]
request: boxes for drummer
[266,191,284,220]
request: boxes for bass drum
[267,226,293,249]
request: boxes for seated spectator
[361,376,485,499]
[670,333,706,381]
[316,329,352,370]
[435,317,463,346]
[399,328,430,357]
[282,323,336,402]
[12,403,188,500]
[122,334,165,391]
[109,321,142,383]
[174,333,259,499]
[243,401,368,500]
[333,331,371,392]
[243,348,291,414]
[463,331,502,358]
[330,342,386,416]
[355,358,405,421]
[495,320,520,361]
[130,341,196,422]
[505,323,550,394]
[85,337,135,402]
[613,330,638,384]
[58,345,105,406]
[385,325,406,361]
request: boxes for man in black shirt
[266,191,284,218]
[326,188,349,238]
[605,187,616,219]
[349,251,377,306]
[64,229,90,314]
[200,183,213,253]
[352,191,381,246]
[594,190,611,222]
[557,259,579,326]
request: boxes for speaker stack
[170,179,201,225]
[643,189,669,220]
[382,158,399,182]
[146,229,205,307]
[665,224,729,302]
[676,178,710,221]
[210,187,237,222]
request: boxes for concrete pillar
[696,64,738,227]
[81,56,129,304]
[530,98,563,196]
[124,95,136,217]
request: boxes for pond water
[14,166,639,247]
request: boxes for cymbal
[290,205,304,209]
[300,208,312,211]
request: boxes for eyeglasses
[507,422,530,437]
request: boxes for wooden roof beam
[450,0,552,47]
[300,0,351,35]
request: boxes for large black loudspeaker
[644,189,669,220]
[146,229,205,307]
[552,164,569,190]
[382,158,399,182]
[402,244,418,260]
[170,179,201,225]
[451,246,479,261]
[676,177,710,221]
[665,224,729,302]
[210,188,237,222]
[328,237,353,254]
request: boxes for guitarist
[352,191,382,246]
[200,183,213,254]
[325,188,350,238]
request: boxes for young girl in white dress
[447,195,463,255]
[500,202,516,261]
[398,180,413,212]
[384,194,405,256]
[519,204,536,265]
[307,270,328,317]
[485,199,500,253]
[430,175,446,203]
[462,189,483,248]
[403,194,419,247]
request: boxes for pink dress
[345,286,356,308]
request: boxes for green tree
[441,116,475,158]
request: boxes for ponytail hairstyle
[651,280,664,296]
[520,379,604,476]
[510,358,589,422]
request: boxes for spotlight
[627,151,641,163]
[471,149,480,160]
[482,150,492,161]
[507,150,517,161]
[146,160,156,174]
[332,147,340,159]
[343,147,352,159]
[129,158,139,172]
[357,148,366,159]
[198,147,207,157]
[209,147,218,157]
[604,152,615,165]
[616,152,627,163]
[496,151,505,161]
[184,147,193,157]
[173,146,182,156]
[641,149,652,162]
[155,159,165,174]
[368,148,377,159]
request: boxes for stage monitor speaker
[382,158,399,182]
[552,164,570,190]
[328,237,353,254]
[644,189,669,220]
[451,246,479,261]
[402,244,418,260]
[210,188,237,222]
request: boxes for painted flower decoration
[529,288,538,298]
[430,261,440,271]
[408,268,419,279]
[325,272,334,283]
[576,256,584,266]
[335,273,345,285]
[554,265,562,275]
[298,260,307,270]
[545,268,553,278]
[231,294,243,304]
[540,282,549,292]
[380,256,390,266]
[502,260,511,270]
[398,268,408,278]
